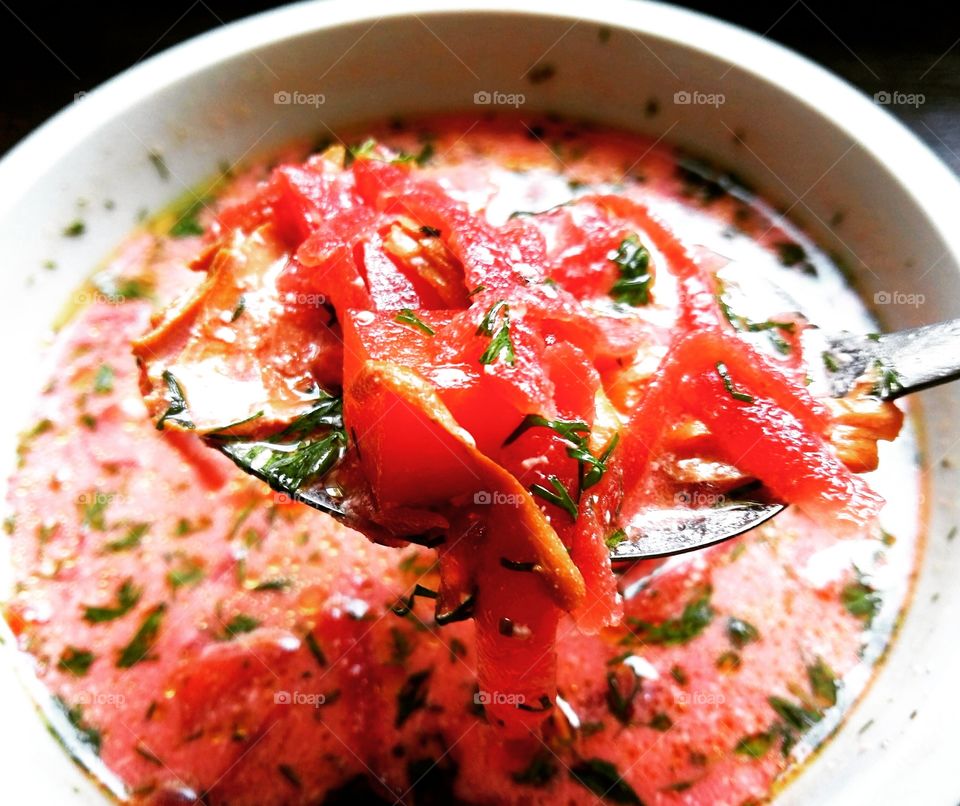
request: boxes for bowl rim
[1,1,959,802]
[3,0,960,239]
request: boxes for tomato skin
[353,234,423,310]
[473,514,562,735]
[678,369,881,528]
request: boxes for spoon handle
[875,319,960,399]
[822,318,960,401]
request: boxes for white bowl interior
[2,2,959,803]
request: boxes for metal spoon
[210,319,960,562]
[610,317,960,560]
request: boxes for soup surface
[2,115,921,805]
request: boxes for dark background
[1,1,957,171]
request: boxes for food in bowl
[3,115,920,804]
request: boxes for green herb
[213,393,347,496]
[716,278,796,353]
[395,308,435,336]
[252,578,291,592]
[477,301,516,366]
[504,414,617,494]
[81,493,112,531]
[104,523,149,553]
[726,617,760,649]
[58,647,95,676]
[609,234,653,306]
[569,758,642,805]
[230,296,246,322]
[768,696,821,732]
[822,351,840,373]
[148,150,170,180]
[807,658,838,707]
[715,362,754,403]
[626,593,713,646]
[420,225,441,237]
[734,731,774,758]
[512,750,558,787]
[870,358,903,398]
[413,141,435,166]
[54,697,102,754]
[304,631,327,668]
[530,475,579,521]
[605,668,640,724]
[223,613,260,638]
[167,557,205,590]
[344,138,378,167]
[63,220,86,237]
[504,414,590,447]
[580,433,619,490]
[605,528,627,549]
[83,579,142,623]
[156,371,194,431]
[116,604,166,668]
[649,712,673,731]
[169,196,210,238]
[93,364,115,394]
[135,743,163,766]
[396,669,431,727]
[500,557,538,572]
[278,764,302,789]
[670,665,688,685]
[841,574,881,623]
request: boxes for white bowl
[2,2,959,803]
